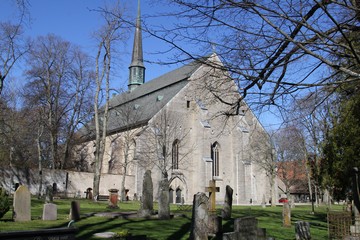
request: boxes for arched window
[172,140,180,169]
[211,142,220,177]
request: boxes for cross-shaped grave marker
[205,179,220,213]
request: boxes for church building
[77,1,272,205]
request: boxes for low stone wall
[0,167,135,199]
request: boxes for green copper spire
[128,0,145,92]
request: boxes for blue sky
[0,0,282,130]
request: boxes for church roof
[79,59,203,139]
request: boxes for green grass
[0,198,343,239]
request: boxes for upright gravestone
[158,178,170,220]
[221,185,233,220]
[232,217,266,240]
[295,221,311,240]
[45,185,53,203]
[138,170,153,218]
[13,185,31,222]
[283,202,291,227]
[69,201,80,221]
[189,192,209,240]
[42,203,57,221]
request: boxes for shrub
[0,188,10,219]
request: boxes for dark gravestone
[221,185,233,220]
[353,167,360,213]
[189,192,209,240]
[45,185,53,203]
[158,178,170,219]
[138,170,153,218]
[69,201,80,221]
[234,217,266,240]
[295,221,311,240]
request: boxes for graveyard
[0,195,335,239]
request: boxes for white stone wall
[0,167,134,199]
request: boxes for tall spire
[128,0,145,92]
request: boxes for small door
[176,188,182,203]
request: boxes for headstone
[208,214,222,236]
[158,178,170,219]
[353,167,360,213]
[138,170,153,218]
[205,180,220,213]
[221,185,233,220]
[42,203,57,221]
[13,185,31,221]
[295,221,311,240]
[69,201,80,221]
[45,185,53,203]
[189,192,209,240]
[283,202,291,227]
[108,189,119,209]
[234,217,258,239]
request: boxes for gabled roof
[79,59,204,139]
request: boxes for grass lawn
[0,198,343,239]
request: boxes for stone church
[77,1,272,205]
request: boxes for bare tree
[145,0,360,114]
[92,2,128,198]
[250,129,277,206]
[0,0,30,95]
[24,35,93,169]
[274,126,308,202]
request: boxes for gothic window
[172,139,180,170]
[211,142,220,177]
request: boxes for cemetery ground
[0,198,337,239]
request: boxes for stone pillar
[158,178,170,220]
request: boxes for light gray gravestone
[295,221,311,240]
[69,201,80,221]
[283,202,291,227]
[42,203,57,220]
[158,178,170,219]
[13,185,31,221]
[189,192,209,240]
[138,170,153,218]
[221,185,233,220]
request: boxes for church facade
[76,1,272,205]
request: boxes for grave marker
[221,185,233,220]
[189,192,209,240]
[138,170,153,218]
[205,179,219,213]
[295,221,311,240]
[283,202,291,227]
[42,203,57,221]
[13,185,31,222]
[69,201,80,221]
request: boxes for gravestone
[189,192,209,240]
[283,202,291,227]
[221,185,233,220]
[205,180,219,213]
[69,201,80,221]
[138,170,153,218]
[295,221,311,240]
[45,185,53,203]
[205,180,221,235]
[42,203,57,220]
[13,185,31,221]
[225,216,267,240]
[158,178,170,219]
[108,189,119,209]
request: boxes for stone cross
[205,179,219,213]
